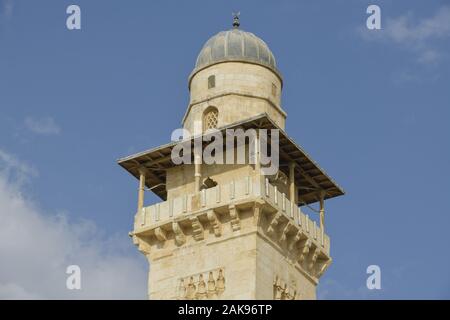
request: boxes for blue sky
[0,0,449,299]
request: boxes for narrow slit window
[208,75,216,89]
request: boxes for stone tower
[118,17,344,300]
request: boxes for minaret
[118,16,344,300]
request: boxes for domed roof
[192,28,279,76]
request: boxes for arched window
[203,107,218,131]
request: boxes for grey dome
[194,29,278,74]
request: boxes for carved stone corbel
[307,246,320,271]
[253,201,264,226]
[207,210,222,236]
[315,258,332,278]
[298,239,312,264]
[288,229,305,251]
[280,222,294,244]
[190,216,204,241]
[132,235,151,255]
[229,205,240,231]
[267,212,282,236]
[154,227,167,242]
[172,222,186,246]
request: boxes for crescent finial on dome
[232,12,240,28]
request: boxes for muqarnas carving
[178,268,225,300]
[273,276,298,300]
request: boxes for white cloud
[0,149,147,299]
[24,117,61,135]
[0,149,38,184]
[359,6,450,65]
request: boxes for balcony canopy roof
[117,114,345,206]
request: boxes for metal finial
[232,11,240,28]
